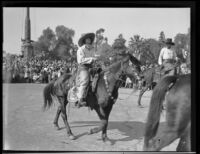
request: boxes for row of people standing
[3,56,72,83]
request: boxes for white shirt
[57,70,61,77]
[33,74,39,80]
[126,77,132,84]
[158,47,177,65]
[77,45,95,64]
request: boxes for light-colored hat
[78,33,95,47]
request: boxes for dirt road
[3,84,179,151]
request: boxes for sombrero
[164,38,175,45]
[78,33,95,47]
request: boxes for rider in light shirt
[158,38,178,76]
[76,33,99,107]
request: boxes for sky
[3,7,190,54]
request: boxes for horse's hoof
[138,105,144,108]
[102,136,111,144]
[69,134,76,140]
[87,129,93,135]
[54,125,60,130]
[103,137,108,142]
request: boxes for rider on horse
[158,38,178,76]
[76,32,99,107]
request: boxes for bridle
[103,60,126,100]
[103,59,141,100]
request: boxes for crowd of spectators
[3,55,75,83]
[3,53,190,86]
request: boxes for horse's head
[120,53,142,81]
[123,64,141,81]
[105,52,142,83]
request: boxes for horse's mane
[118,53,141,73]
[127,53,141,67]
[101,53,141,74]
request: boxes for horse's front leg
[101,103,113,142]
[88,106,105,135]
[89,103,113,142]
[88,118,109,141]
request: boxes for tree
[144,39,160,64]
[158,31,165,48]
[174,33,188,60]
[96,28,105,41]
[112,34,127,55]
[128,35,160,65]
[94,28,112,58]
[55,25,75,42]
[95,28,106,49]
[128,35,144,60]
[158,31,165,42]
[186,27,190,51]
[33,27,56,59]
[186,27,191,67]
[33,26,75,60]
[53,25,75,60]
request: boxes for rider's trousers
[163,61,176,76]
[76,65,90,100]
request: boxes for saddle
[67,67,102,103]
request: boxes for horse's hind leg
[176,125,191,151]
[58,96,75,140]
[53,105,61,130]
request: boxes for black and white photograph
[3,5,193,152]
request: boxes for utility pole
[21,7,34,61]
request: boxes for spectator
[125,77,132,88]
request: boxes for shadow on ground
[64,121,166,145]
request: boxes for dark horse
[143,74,191,151]
[137,62,182,107]
[137,66,162,107]
[43,53,141,141]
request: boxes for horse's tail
[43,81,55,111]
[144,75,178,144]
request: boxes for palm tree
[128,35,144,60]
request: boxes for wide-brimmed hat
[164,38,175,45]
[78,33,95,47]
